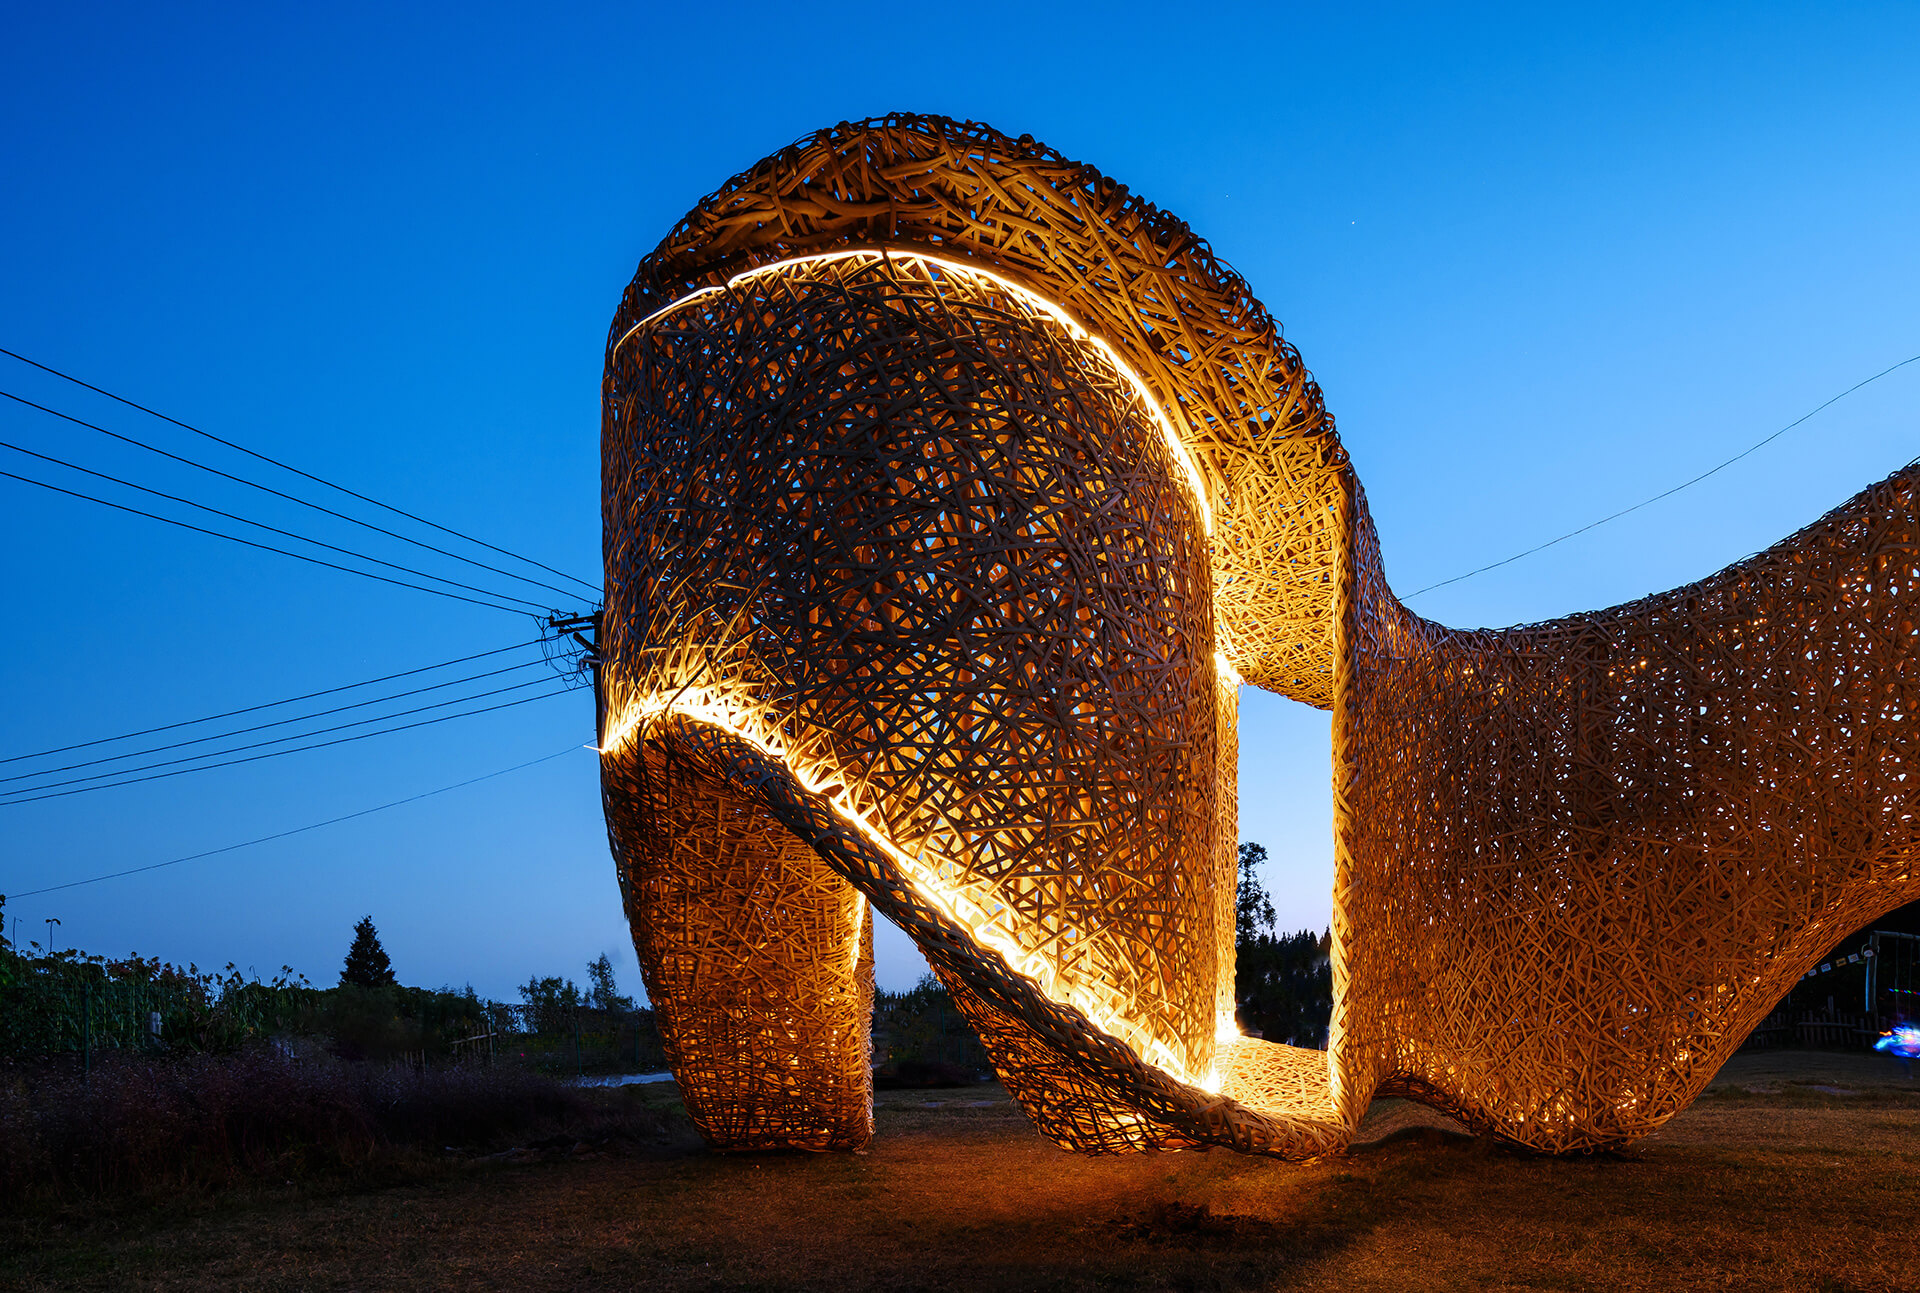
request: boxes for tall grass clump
[0,947,316,1059]
[0,1049,665,1209]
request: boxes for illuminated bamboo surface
[1335,467,1920,1150]
[601,114,1920,1157]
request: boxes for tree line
[0,901,658,1068]
[3,845,1333,1070]
[1234,842,1334,1048]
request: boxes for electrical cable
[1,386,595,603]
[0,434,555,613]
[0,384,595,607]
[0,657,554,783]
[0,675,577,798]
[1,468,532,615]
[1405,351,1920,598]
[0,347,602,598]
[0,685,579,806]
[4,745,587,898]
[0,638,545,766]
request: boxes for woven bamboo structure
[599,114,1920,1157]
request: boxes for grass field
[4,1050,1917,1292]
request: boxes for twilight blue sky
[2,3,1916,999]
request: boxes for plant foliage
[1234,842,1334,1047]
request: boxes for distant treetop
[340,915,396,988]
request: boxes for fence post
[1867,932,1877,1018]
[82,980,91,1078]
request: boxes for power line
[0,347,601,599]
[0,433,556,613]
[4,745,587,898]
[1,674,573,796]
[0,685,578,806]
[2,467,533,615]
[0,386,596,606]
[1405,352,1920,599]
[0,657,554,784]
[0,638,544,766]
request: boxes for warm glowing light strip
[1214,650,1245,689]
[613,249,1216,536]
[1213,646,1246,1048]
[602,690,1219,1092]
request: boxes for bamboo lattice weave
[608,115,1349,707]
[599,114,1920,1158]
[1336,468,1920,1149]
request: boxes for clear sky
[3,2,1916,1001]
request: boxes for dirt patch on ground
[4,1054,1917,1291]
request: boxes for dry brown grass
[4,1051,1918,1292]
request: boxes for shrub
[302,983,493,1063]
[0,949,314,1059]
[873,1058,978,1088]
[872,974,987,1074]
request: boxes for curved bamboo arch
[609,113,1348,707]
[600,114,1920,1157]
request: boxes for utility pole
[45,917,61,954]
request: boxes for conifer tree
[340,915,396,988]
[1236,842,1276,944]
